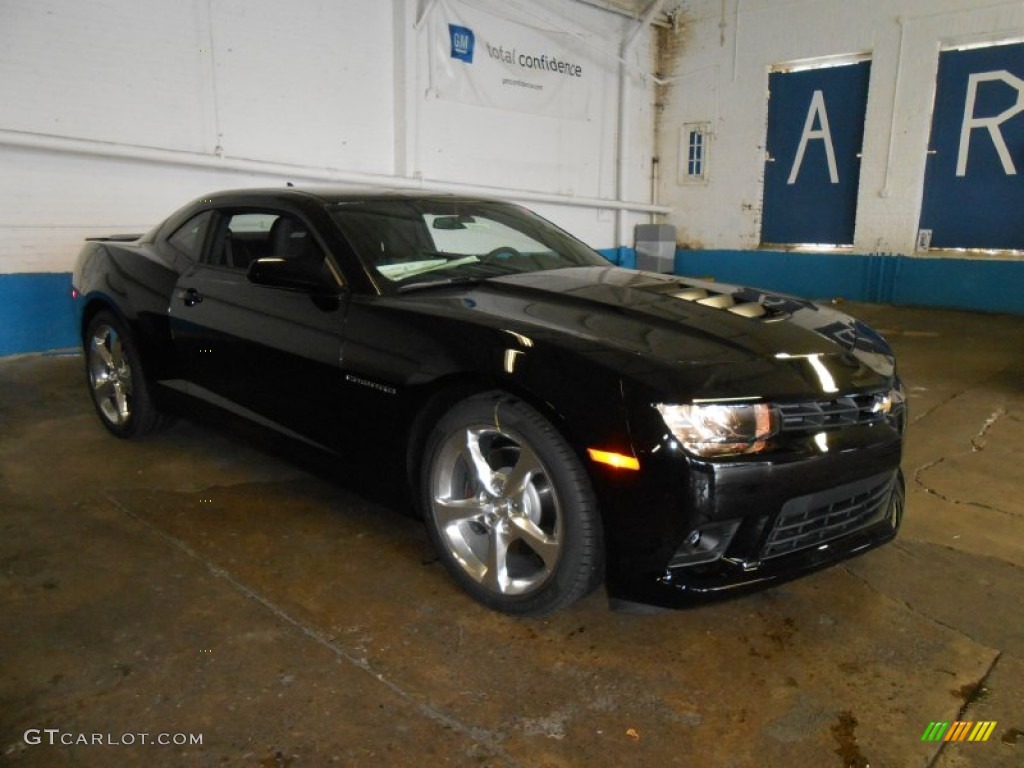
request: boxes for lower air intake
[762,471,896,559]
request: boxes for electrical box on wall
[635,224,677,273]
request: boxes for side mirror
[247,257,339,294]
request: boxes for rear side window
[167,210,212,260]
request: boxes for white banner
[429,0,594,120]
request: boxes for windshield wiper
[395,276,487,294]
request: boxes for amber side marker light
[587,448,640,471]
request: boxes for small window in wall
[679,123,710,183]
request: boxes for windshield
[329,199,610,291]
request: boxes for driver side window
[206,210,328,278]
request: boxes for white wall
[0,0,660,274]
[657,0,1024,256]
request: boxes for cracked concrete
[846,303,1024,768]
[1,303,1023,767]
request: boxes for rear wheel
[421,392,603,615]
[84,311,172,438]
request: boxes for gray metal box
[634,223,677,273]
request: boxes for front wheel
[84,311,172,438]
[421,392,603,615]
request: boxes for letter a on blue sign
[449,24,474,64]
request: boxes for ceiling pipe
[413,0,439,30]
[616,0,666,248]
[574,0,673,28]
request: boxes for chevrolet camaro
[72,187,906,614]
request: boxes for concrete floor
[1,302,1022,767]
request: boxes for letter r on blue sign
[449,25,474,63]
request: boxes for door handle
[181,288,203,307]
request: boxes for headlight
[656,402,778,457]
[872,384,906,414]
[875,382,907,433]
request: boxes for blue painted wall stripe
[1,253,1021,356]
[597,247,636,269]
[672,250,1024,314]
[0,273,79,357]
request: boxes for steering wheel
[480,246,523,264]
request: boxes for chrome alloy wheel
[429,424,562,596]
[88,323,134,427]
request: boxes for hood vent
[644,281,788,320]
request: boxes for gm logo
[449,24,474,63]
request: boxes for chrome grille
[778,395,886,433]
[761,473,894,559]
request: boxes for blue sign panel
[920,43,1024,250]
[761,61,871,245]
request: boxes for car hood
[406,266,897,399]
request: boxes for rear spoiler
[85,233,144,242]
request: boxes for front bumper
[595,421,904,608]
[610,470,904,608]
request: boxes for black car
[72,187,906,615]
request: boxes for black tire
[421,391,603,615]
[84,311,173,438]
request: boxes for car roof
[202,186,493,206]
